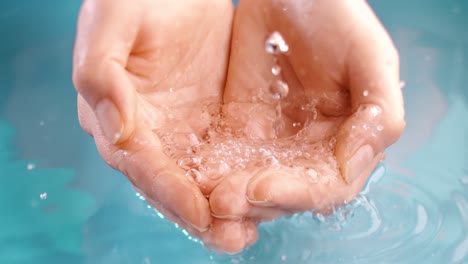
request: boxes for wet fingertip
[244,220,259,247]
[246,175,275,206]
[210,219,248,254]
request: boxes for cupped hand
[73,0,259,253]
[208,0,405,237]
[73,0,406,254]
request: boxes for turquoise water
[0,1,467,263]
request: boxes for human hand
[207,0,405,237]
[73,0,259,253]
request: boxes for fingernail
[246,175,276,207]
[95,99,123,144]
[344,144,374,184]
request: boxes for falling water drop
[272,65,282,76]
[270,80,289,99]
[265,31,289,55]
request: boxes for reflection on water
[0,0,467,263]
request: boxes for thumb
[72,0,139,144]
[335,2,405,183]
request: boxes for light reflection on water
[0,0,467,263]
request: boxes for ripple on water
[216,165,454,264]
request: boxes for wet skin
[73,0,405,253]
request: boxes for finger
[246,155,383,213]
[334,1,405,183]
[209,169,290,221]
[206,218,258,254]
[73,0,140,144]
[223,0,296,139]
[79,96,213,231]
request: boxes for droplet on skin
[113,132,122,144]
[292,122,302,127]
[270,80,289,99]
[40,192,47,200]
[265,31,289,55]
[376,125,384,131]
[363,90,369,97]
[169,87,174,93]
[263,155,279,166]
[272,65,281,76]
[185,169,202,184]
[399,80,406,89]
[306,168,318,181]
[369,106,382,117]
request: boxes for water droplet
[265,31,289,55]
[399,80,406,89]
[186,168,202,184]
[272,65,281,76]
[113,132,122,143]
[39,120,45,126]
[270,80,289,99]
[306,168,318,181]
[363,90,369,97]
[281,255,287,261]
[40,192,47,200]
[263,155,279,166]
[329,137,337,148]
[376,125,384,131]
[293,122,302,127]
[169,87,174,93]
[26,163,35,170]
[369,105,382,117]
[122,151,128,156]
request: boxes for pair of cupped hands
[73,0,404,253]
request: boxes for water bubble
[185,169,202,184]
[281,255,287,261]
[39,192,47,200]
[26,163,35,170]
[363,90,369,97]
[272,65,281,76]
[270,80,289,99]
[265,31,289,55]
